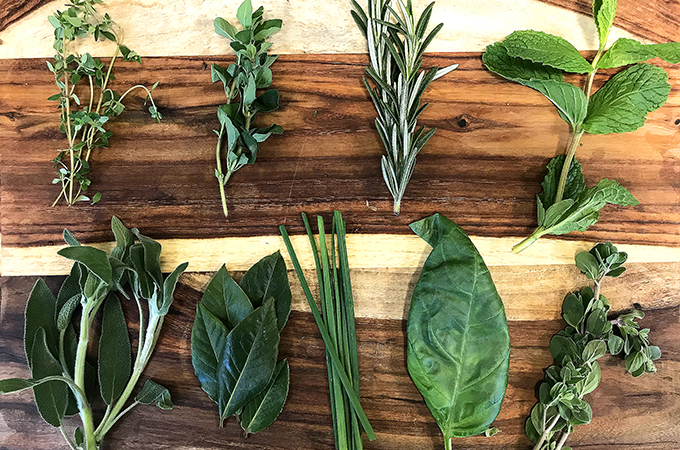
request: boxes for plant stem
[553,129,585,204]
[512,227,546,253]
[555,430,571,450]
[532,414,560,450]
[74,303,97,449]
[444,436,453,450]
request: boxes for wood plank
[1,276,678,449]
[1,53,679,255]
[0,0,648,58]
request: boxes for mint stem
[512,227,545,253]
[554,129,585,204]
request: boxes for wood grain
[0,0,45,32]
[1,276,678,449]
[1,53,679,254]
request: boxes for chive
[279,214,376,443]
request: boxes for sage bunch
[0,217,188,450]
[280,211,376,449]
[483,0,680,252]
[48,0,161,206]
[211,0,283,217]
[527,242,661,450]
[352,0,458,214]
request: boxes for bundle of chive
[280,211,376,448]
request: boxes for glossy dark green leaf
[58,246,112,285]
[407,214,510,440]
[239,251,292,330]
[31,328,68,427]
[217,298,279,421]
[241,359,290,434]
[24,279,59,368]
[135,379,173,410]
[191,303,230,403]
[201,265,253,330]
[98,294,131,405]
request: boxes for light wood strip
[3,234,680,277]
[0,0,646,59]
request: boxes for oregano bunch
[48,0,162,206]
[527,242,661,450]
[211,0,283,217]
[482,0,680,253]
[0,217,188,450]
[352,0,458,214]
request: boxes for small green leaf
[243,75,257,105]
[57,295,79,331]
[98,294,132,405]
[625,351,646,373]
[131,228,163,288]
[583,63,670,135]
[0,378,37,394]
[582,339,607,363]
[484,427,501,437]
[575,251,600,280]
[608,334,624,355]
[253,89,280,113]
[135,379,173,410]
[582,361,601,395]
[593,0,617,49]
[158,262,189,316]
[63,229,81,247]
[58,246,112,285]
[562,293,585,329]
[91,192,102,204]
[31,328,68,427]
[586,309,607,336]
[549,335,579,365]
[254,19,282,40]
[240,359,290,434]
[502,30,593,74]
[110,216,133,261]
[214,17,238,40]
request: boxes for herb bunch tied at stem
[483,0,680,252]
[527,242,661,450]
[211,0,283,218]
[0,216,188,450]
[48,0,161,207]
[352,0,458,214]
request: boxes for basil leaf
[583,63,671,134]
[239,251,292,330]
[407,214,510,441]
[191,303,230,404]
[598,38,680,69]
[135,379,173,410]
[31,328,68,427]
[218,298,280,422]
[98,294,132,405]
[592,0,617,49]
[240,359,290,434]
[502,30,593,74]
[201,265,253,329]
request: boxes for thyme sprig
[352,0,457,214]
[48,0,161,207]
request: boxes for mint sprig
[482,0,680,252]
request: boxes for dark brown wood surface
[1,53,679,249]
[1,276,678,450]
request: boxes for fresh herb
[406,213,510,450]
[280,211,376,448]
[211,0,283,217]
[352,0,458,214]
[0,217,188,450]
[191,252,291,433]
[48,0,161,207]
[483,0,680,252]
[527,242,661,450]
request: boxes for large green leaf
[214,17,238,40]
[239,251,292,331]
[98,294,132,405]
[217,298,280,422]
[583,63,670,134]
[202,265,254,330]
[407,214,510,441]
[191,303,230,404]
[483,42,563,83]
[31,328,68,427]
[236,0,253,28]
[597,38,680,69]
[523,79,588,127]
[502,30,593,73]
[57,246,112,285]
[240,359,290,434]
[24,279,59,368]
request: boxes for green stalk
[74,302,97,450]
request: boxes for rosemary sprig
[352,0,457,214]
[48,0,161,207]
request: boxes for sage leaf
[218,298,280,421]
[502,30,593,73]
[24,279,59,368]
[158,262,189,315]
[592,0,617,49]
[191,303,230,404]
[202,264,253,329]
[57,295,79,332]
[111,216,134,261]
[240,359,290,434]
[63,228,81,246]
[58,246,112,285]
[407,214,510,441]
[582,63,671,134]
[135,379,173,410]
[131,228,163,287]
[598,38,680,69]
[482,42,563,83]
[236,0,253,28]
[0,378,37,394]
[31,328,68,427]
[239,251,292,330]
[98,294,132,405]
[214,17,238,40]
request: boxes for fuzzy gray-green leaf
[58,246,112,285]
[135,379,173,410]
[98,294,132,405]
[24,279,59,368]
[31,328,68,427]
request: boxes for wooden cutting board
[1,1,679,449]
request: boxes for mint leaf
[598,38,680,68]
[482,42,563,83]
[502,30,593,74]
[524,79,588,127]
[546,179,639,235]
[537,155,586,209]
[593,0,617,49]
[583,63,670,134]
